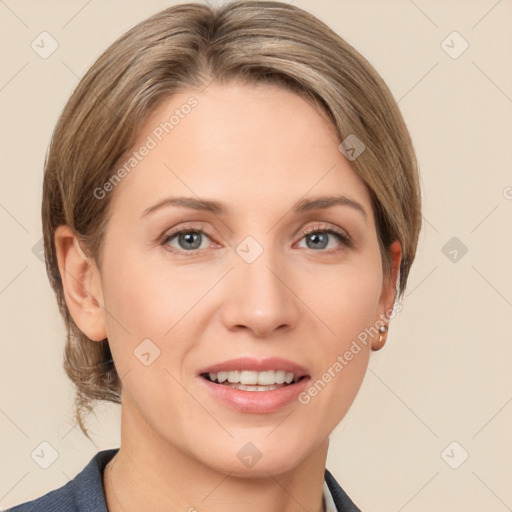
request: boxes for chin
[191,436,312,478]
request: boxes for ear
[371,240,402,351]
[54,225,107,342]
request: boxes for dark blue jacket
[6,449,361,511]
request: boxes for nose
[220,250,301,338]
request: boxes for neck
[103,397,329,512]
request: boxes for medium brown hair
[42,0,422,439]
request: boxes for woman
[8,1,421,511]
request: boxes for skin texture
[55,81,401,512]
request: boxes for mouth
[197,357,310,392]
[197,357,311,412]
[200,370,308,392]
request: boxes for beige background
[1,0,511,510]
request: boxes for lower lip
[199,376,310,413]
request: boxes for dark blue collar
[8,449,361,512]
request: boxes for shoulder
[6,449,118,512]
[324,468,362,512]
[6,481,79,512]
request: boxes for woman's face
[87,82,399,475]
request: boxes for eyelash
[161,222,352,257]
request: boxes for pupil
[308,233,327,249]
[180,232,201,250]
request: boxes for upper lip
[198,357,309,378]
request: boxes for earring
[378,325,388,343]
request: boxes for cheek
[101,248,198,336]
[98,250,169,371]
[98,246,218,392]
[302,263,382,417]
[315,262,383,340]
[99,256,193,414]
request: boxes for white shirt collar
[323,478,338,512]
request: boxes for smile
[202,369,302,389]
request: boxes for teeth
[225,383,286,391]
[240,370,258,385]
[275,370,286,384]
[207,370,299,385]
[216,371,228,383]
[227,371,240,383]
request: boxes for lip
[197,357,309,378]
[199,374,311,413]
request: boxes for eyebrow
[140,195,367,221]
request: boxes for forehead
[107,82,373,221]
